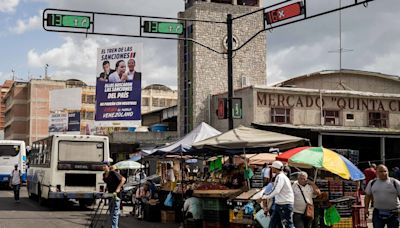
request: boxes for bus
[27,135,110,206]
[0,140,27,185]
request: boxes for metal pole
[227,14,234,130]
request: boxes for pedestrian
[103,163,126,228]
[364,164,400,228]
[363,163,377,187]
[392,167,400,180]
[261,163,271,185]
[9,164,22,203]
[165,163,176,191]
[292,171,321,228]
[262,161,295,228]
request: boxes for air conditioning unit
[241,76,250,88]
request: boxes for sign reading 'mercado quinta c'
[265,2,304,25]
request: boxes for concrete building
[210,70,400,168]
[178,0,266,135]
[4,79,65,144]
[0,80,14,139]
[141,84,178,114]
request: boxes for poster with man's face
[95,44,142,127]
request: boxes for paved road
[0,187,178,228]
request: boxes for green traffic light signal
[47,14,90,29]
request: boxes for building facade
[178,0,266,135]
[0,80,14,139]
[210,70,400,168]
[141,84,178,114]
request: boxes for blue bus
[0,140,27,184]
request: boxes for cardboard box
[161,210,175,223]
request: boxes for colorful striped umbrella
[276,146,365,181]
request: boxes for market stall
[276,146,366,228]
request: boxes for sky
[0,0,398,88]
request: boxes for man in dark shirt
[103,164,126,228]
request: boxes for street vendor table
[227,189,260,226]
[193,189,242,198]
[193,189,243,228]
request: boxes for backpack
[370,177,400,199]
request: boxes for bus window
[0,145,19,157]
[58,141,104,162]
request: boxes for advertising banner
[95,44,142,127]
[68,111,81,132]
[49,112,68,133]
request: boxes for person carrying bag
[292,172,321,228]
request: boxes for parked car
[121,174,161,205]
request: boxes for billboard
[68,111,81,132]
[49,88,82,111]
[95,44,142,127]
[49,112,68,134]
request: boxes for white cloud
[10,12,41,34]
[27,37,99,84]
[0,0,20,12]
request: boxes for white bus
[27,135,110,206]
[0,140,27,185]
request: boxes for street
[0,187,178,228]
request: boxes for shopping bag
[255,209,271,228]
[324,206,341,226]
[164,192,173,207]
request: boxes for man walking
[103,163,126,228]
[262,161,295,228]
[9,164,21,202]
[364,164,400,228]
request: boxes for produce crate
[161,210,175,223]
[202,198,228,211]
[332,217,352,228]
[352,205,368,228]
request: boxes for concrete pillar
[318,134,323,147]
[380,137,386,164]
[232,0,237,5]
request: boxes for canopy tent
[149,122,221,156]
[191,125,309,154]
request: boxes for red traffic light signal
[265,2,303,25]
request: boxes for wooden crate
[161,210,175,223]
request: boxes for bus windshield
[58,141,104,162]
[0,145,20,157]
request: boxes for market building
[210,69,400,168]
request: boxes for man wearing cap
[9,164,22,202]
[262,161,295,228]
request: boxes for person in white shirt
[108,60,128,83]
[9,164,21,202]
[292,171,321,228]
[165,163,176,191]
[183,189,202,220]
[262,161,294,228]
[261,163,271,185]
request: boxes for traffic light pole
[227,14,234,130]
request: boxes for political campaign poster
[95,44,142,127]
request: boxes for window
[85,112,94,120]
[152,98,159,107]
[346,114,354,120]
[271,108,291,123]
[160,99,166,107]
[237,0,258,6]
[0,145,19,157]
[323,110,340,126]
[29,138,52,167]
[369,112,388,128]
[58,141,104,162]
[142,98,149,106]
[86,95,95,104]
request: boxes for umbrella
[114,160,143,170]
[276,146,365,181]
